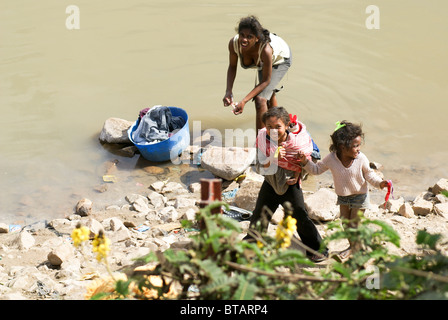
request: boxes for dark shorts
[337,193,370,210]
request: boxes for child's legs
[249,181,280,233]
[350,207,364,227]
[339,204,351,224]
[340,205,363,229]
[340,205,365,252]
[285,185,325,253]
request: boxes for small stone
[431,178,448,195]
[150,181,165,192]
[47,243,73,266]
[0,223,9,233]
[383,197,405,213]
[85,219,103,238]
[109,217,125,231]
[133,198,150,214]
[182,208,197,221]
[174,196,196,209]
[434,202,448,219]
[159,206,179,223]
[412,199,433,216]
[109,228,131,243]
[75,198,92,217]
[188,182,201,193]
[162,182,185,193]
[143,166,166,175]
[147,191,166,208]
[398,203,414,218]
[10,231,35,250]
[369,161,384,171]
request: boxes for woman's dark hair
[236,15,271,43]
[329,121,364,153]
[262,106,290,125]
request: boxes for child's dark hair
[236,15,271,43]
[262,106,290,125]
[329,121,364,153]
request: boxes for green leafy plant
[381,230,448,299]
[84,201,447,300]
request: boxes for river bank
[0,139,447,299]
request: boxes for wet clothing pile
[132,105,186,145]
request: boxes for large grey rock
[99,117,133,144]
[304,188,339,221]
[200,146,256,181]
[234,180,263,212]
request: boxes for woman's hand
[223,92,233,107]
[232,101,245,115]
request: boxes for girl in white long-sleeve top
[297,120,388,259]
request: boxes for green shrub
[89,201,448,300]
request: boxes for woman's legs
[269,92,278,107]
[254,96,269,132]
[255,61,290,131]
[254,92,278,131]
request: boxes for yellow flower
[92,230,110,262]
[276,215,297,248]
[71,224,90,247]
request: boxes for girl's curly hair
[329,121,364,153]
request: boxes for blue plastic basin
[128,106,190,162]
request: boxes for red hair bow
[289,114,297,124]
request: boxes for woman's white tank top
[233,33,290,70]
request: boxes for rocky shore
[0,119,447,300]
